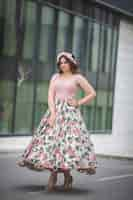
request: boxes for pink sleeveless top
[51,73,80,101]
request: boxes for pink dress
[52,73,79,101]
[17,73,97,174]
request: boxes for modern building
[0,0,133,158]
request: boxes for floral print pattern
[18,97,97,174]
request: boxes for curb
[96,154,133,161]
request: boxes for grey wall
[92,19,133,158]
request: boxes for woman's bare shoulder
[51,73,60,81]
[75,73,86,80]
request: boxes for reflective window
[0,0,119,135]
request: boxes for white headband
[57,51,77,65]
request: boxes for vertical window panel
[23,2,36,59]
[91,22,100,72]
[0,0,15,135]
[39,6,56,64]
[56,11,72,52]
[72,16,84,60]
[2,0,16,56]
[0,81,14,135]
[14,1,36,135]
[95,90,108,130]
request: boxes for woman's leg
[63,170,73,190]
[47,170,58,191]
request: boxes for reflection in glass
[14,2,36,134]
[56,11,71,52]
[2,0,16,56]
[0,1,119,135]
[91,22,100,72]
[72,16,84,61]
[0,81,14,134]
[23,2,36,60]
[39,6,56,66]
[35,81,49,128]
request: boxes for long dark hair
[57,55,80,74]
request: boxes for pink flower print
[59,131,64,137]
[27,142,33,152]
[40,117,47,125]
[56,152,63,161]
[72,121,77,125]
[42,125,51,134]
[73,127,80,136]
[89,153,96,161]
[37,138,44,145]
[60,163,68,170]
[40,152,47,160]
[33,138,40,145]
[60,117,65,124]
[67,121,76,127]
[43,161,51,168]
[54,148,61,155]
[68,147,75,157]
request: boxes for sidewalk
[0,153,133,200]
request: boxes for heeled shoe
[86,166,96,175]
[47,172,57,191]
[64,175,73,191]
[16,160,25,167]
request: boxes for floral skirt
[17,97,97,174]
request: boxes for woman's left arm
[77,74,96,106]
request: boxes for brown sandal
[16,160,25,167]
[47,172,57,191]
[64,175,73,191]
[86,166,96,175]
[77,166,96,174]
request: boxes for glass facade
[0,0,119,136]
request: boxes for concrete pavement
[0,153,133,200]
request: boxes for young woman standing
[17,51,97,191]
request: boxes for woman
[17,51,97,191]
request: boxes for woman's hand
[47,113,56,127]
[67,98,79,107]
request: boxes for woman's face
[59,57,71,73]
